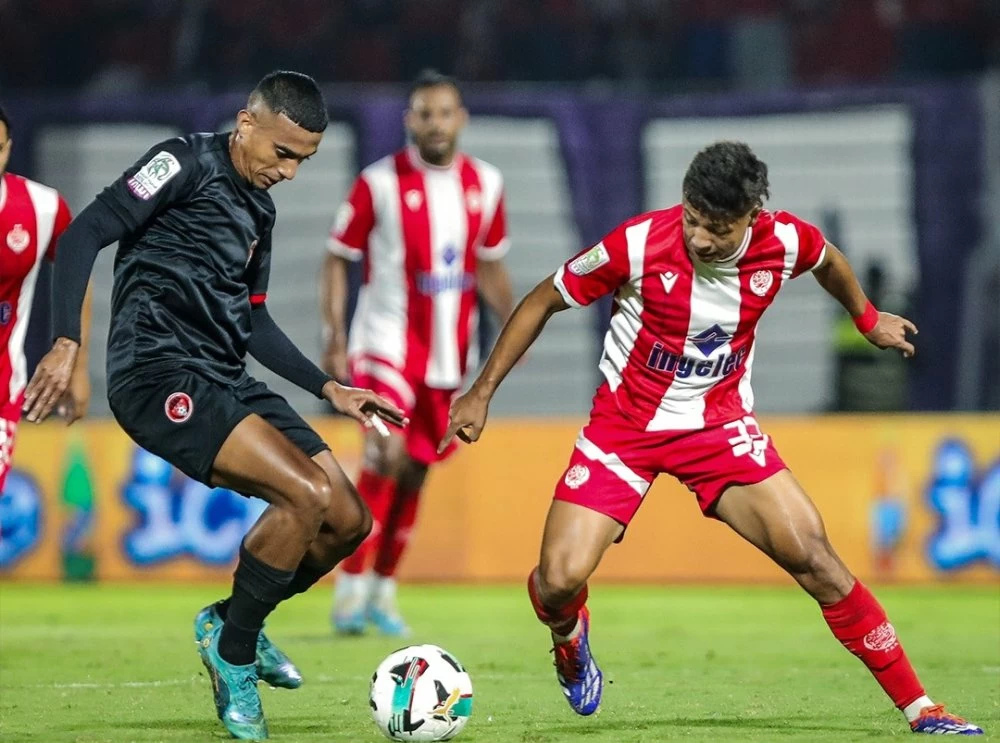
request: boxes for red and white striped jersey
[554,205,827,431]
[327,147,508,390]
[0,172,72,418]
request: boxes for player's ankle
[902,696,935,723]
[551,616,582,644]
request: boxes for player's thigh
[714,469,853,595]
[235,377,330,461]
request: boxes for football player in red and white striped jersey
[440,142,981,734]
[0,106,92,493]
[322,71,513,635]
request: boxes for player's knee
[779,532,839,578]
[538,552,590,604]
[342,495,373,549]
[295,473,334,529]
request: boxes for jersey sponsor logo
[465,187,482,214]
[127,151,182,201]
[0,301,11,325]
[862,621,898,652]
[416,270,475,295]
[164,392,194,423]
[6,224,29,253]
[564,464,590,489]
[750,270,774,297]
[568,244,610,276]
[404,189,423,211]
[647,343,747,380]
[691,324,733,356]
[660,271,678,294]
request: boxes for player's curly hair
[682,141,770,222]
[250,70,329,133]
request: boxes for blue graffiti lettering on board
[123,448,266,565]
[0,471,43,568]
[925,439,1000,571]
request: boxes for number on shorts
[723,416,769,467]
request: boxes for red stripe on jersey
[395,151,433,383]
[621,239,696,427]
[457,157,483,376]
[249,293,267,306]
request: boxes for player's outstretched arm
[319,252,351,381]
[813,243,918,358]
[439,275,569,452]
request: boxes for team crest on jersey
[465,187,482,214]
[0,301,11,326]
[404,189,423,211]
[6,224,29,253]
[164,392,194,423]
[127,151,182,201]
[750,270,773,297]
[568,244,610,276]
[564,464,590,489]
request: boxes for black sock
[214,598,230,621]
[218,542,294,666]
[280,561,333,602]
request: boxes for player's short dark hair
[250,71,328,133]
[682,141,770,222]
[409,69,462,103]
[0,105,10,138]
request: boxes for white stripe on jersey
[598,219,650,393]
[9,181,59,403]
[425,167,468,389]
[575,432,651,496]
[347,160,408,370]
[647,260,743,431]
[775,220,800,283]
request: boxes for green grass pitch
[0,583,996,741]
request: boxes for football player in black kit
[24,71,407,740]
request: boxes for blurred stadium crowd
[2,0,997,93]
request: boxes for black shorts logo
[164,392,194,423]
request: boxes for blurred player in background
[441,142,982,735]
[23,73,406,740]
[322,70,513,636]
[0,105,92,493]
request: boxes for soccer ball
[370,644,473,741]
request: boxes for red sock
[527,567,588,636]
[339,470,396,575]
[373,485,420,577]
[822,580,925,709]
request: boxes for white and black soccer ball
[370,644,473,741]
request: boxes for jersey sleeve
[44,193,73,262]
[477,189,509,262]
[552,222,632,308]
[326,175,375,262]
[781,212,828,278]
[244,232,272,305]
[95,138,197,234]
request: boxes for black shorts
[108,367,329,485]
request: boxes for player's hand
[56,365,91,425]
[438,388,490,453]
[864,312,918,358]
[23,338,79,423]
[322,380,408,430]
[322,337,350,383]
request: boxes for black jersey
[97,133,275,391]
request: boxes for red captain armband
[249,294,267,306]
[853,300,879,334]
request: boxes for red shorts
[350,355,458,465]
[554,384,786,526]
